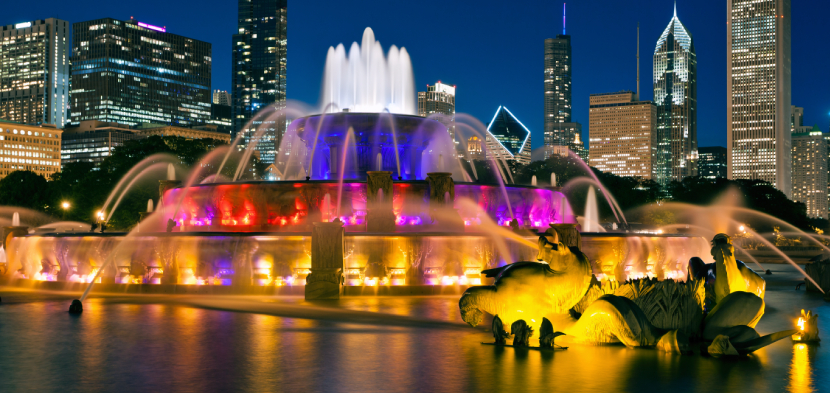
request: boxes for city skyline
[1,0,829,151]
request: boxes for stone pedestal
[366,171,395,232]
[306,221,345,299]
[545,224,582,249]
[806,259,830,293]
[426,172,464,230]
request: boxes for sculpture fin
[733,329,797,354]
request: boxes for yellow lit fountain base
[5,232,709,296]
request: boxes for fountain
[0,28,716,299]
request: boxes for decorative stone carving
[306,221,344,300]
[545,224,581,249]
[657,330,691,354]
[538,317,564,348]
[711,234,766,302]
[426,172,464,230]
[511,320,533,346]
[366,171,395,232]
[459,236,592,329]
[460,229,796,354]
[492,315,510,345]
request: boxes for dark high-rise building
[233,0,288,165]
[1,19,70,126]
[653,5,697,186]
[543,6,573,149]
[485,106,531,165]
[697,146,727,180]
[209,103,233,134]
[70,18,211,127]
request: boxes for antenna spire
[636,22,640,101]
[563,3,566,35]
[674,1,677,18]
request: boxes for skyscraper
[213,90,231,106]
[698,146,728,180]
[543,4,575,149]
[588,91,656,179]
[485,106,531,165]
[0,19,69,126]
[70,18,212,127]
[791,126,827,219]
[418,81,455,144]
[727,0,792,197]
[233,0,288,165]
[653,5,697,186]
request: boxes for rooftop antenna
[563,3,566,35]
[636,22,640,101]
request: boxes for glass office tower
[69,18,211,126]
[0,19,70,126]
[232,0,288,165]
[653,6,697,186]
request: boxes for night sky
[4,0,829,149]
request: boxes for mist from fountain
[106,162,170,222]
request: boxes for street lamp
[61,201,70,220]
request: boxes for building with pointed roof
[653,4,697,186]
[484,106,531,165]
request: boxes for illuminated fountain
[4,28,708,300]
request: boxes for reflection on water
[0,267,828,392]
[789,344,816,393]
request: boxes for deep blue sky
[5,0,829,148]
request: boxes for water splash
[336,128,355,218]
[12,212,19,227]
[583,187,600,232]
[321,27,415,115]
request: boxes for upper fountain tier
[320,28,416,115]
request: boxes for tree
[0,171,52,211]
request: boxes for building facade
[727,0,792,197]
[418,81,456,145]
[0,120,61,179]
[485,106,531,165]
[697,146,728,180]
[209,103,233,134]
[232,0,288,165]
[653,6,697,185]
[61,121,140,166]
[588,91,656,179]
[213,90,231,106]
[134,124,230,143]
[70,18,212,127]
[0,19,70,127]
[62,120,229,166]
[543,34,574,149]
[791,127,827,219]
